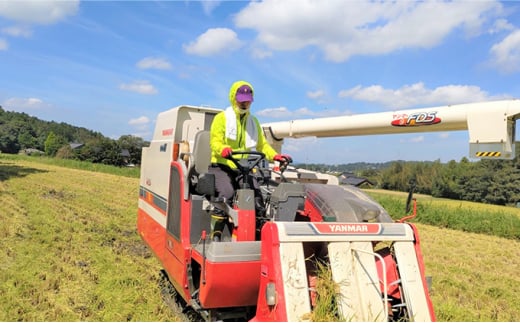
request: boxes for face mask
[237,101,250,114]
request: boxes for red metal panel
[252,222,288,322]
[232,209,257,241]
[163,233,190,302]
[198,260,260,308]
[162,161,194,303]
[137,208,166,264]
[408,223,436,321]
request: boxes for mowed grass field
[1,155,519,321]
[0,156,180,321]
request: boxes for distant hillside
[0,106,105,154]
[0,106,147,166]
[5,105,520,207]
[294,161,415,173]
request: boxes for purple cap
[236,85,254,102]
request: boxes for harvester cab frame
[138,100,520,322]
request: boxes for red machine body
[134,104,469,321]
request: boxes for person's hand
[274,154,292,164]
[221,147,233,158]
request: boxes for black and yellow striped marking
[475,151,502,158]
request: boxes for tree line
[374,157,520,206]
[3,105,520,206]
[300,157,520,206]
[0,106,148,166]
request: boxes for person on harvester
[208,80,292,241]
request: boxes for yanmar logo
[162,128,174,136]
[391,112,441,127]
[312,223,381,234]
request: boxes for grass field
[0,156,179,321]
[1,155,519,321]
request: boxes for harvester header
[263,99,520,159]
[137,99,520,321]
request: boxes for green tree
[0,123,20,153]
[44,131,67,156]
[380,161,412,192]
[76,137,122,165]
[117,135,148,165]
[56,145,74,159]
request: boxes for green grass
[365,189,520,321]
[308,260,344,322]
[366,190,520,240]
[0,156,177,321]
[418,224,520,322]
[1,155,519,321]
[1,153,140,178]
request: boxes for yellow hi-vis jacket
[210,80,277,169]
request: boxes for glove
[221,147,233,158]
[274,153,292,163]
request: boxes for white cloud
[257,105,346,119]
[201,1,221,15]
[129,116,151,133]
[1,26,32,37]
[128,116,150,126]
[0,0,79,25]
[294,107,317,116]
[488,18,514,34]
[283,137,319,154]
[399,135,424,144]
[409,136,424,143]
[136,57,172,70]
[250,47,272,59]
[489,29,520,73]
[306,90,325,100]
[119,80,158,95]
[234,0,501,62]
[257,107,291,118]
[338,82,508,108]
[0,38,7,50]
[3,97,50,111]
[183,28,242,56]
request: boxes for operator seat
[192,130,211,174]
[189,130,215,196]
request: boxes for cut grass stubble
[1,156,519,321]
[0,158,178,321]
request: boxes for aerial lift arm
[262,99,520,159]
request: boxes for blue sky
[1,0,520,164]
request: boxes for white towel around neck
[225,106,258,149]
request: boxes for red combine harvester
[137,100,520,321]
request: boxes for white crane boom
[262,99,520,160]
